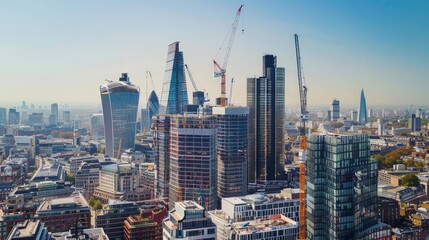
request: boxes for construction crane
[213,5,243,107]
[185,64,210,105]
[228,78,234,105]
[295,33,309,240]
[116,138,123,160]
[185,64,199,92]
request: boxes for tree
[89,196,96,207]
[416,161,425,169]
[93,200,102,210]
[405,159,415,167]
[65,173,75,184]
[402,174,420,187]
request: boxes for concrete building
[62,111,71,123]
[6,219,49,240]
[351,110,358,122]
[28,113,44,126]
[152,115,170,199]
[409,113,422,132]
[123,204,168,240]
[159,42,188,115]
[100,73,140,157]
[391,227,426,240]
[330,99,340,121]
[163,201,216,240]
[35,193,90,233]
[8,109,19,125]
[247,54,285,184]
[378,168,419,186]
[0,108,6,126]
[50,103,58,126]
[168,115,217,210]
[213,106,249,199]
[50,228,109,240]
[378,118,384,136]
[94,200,140,240]
[90,114,104,141]
[30,162,65,183]
[306,134,390,239]
[377,196,400,227]
[75,161,101,199]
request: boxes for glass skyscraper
[247,54,285,184]
[358,89,368,124]
[160,42,188,114]
[141,90,159,132]
[152,115,171,199]
[100,73,140,158]
[306,134,390,239]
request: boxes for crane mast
[213,5,243,107]
[295,33,308,240]
[185,64,199,92]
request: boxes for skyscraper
[152,115,171,199]
[100,73,140,158]
[0,108,6,125]
[306,134,391,239]
[330,99,340,121]
[213,106,249,199]
[50,103,58,126]
[160,42,188,114]
[168,115,217,210]
[8,108,19,125]
[358,89,368,125]
[90,113,105,140]
[141,90,159,132]
[63,110,71,122]
[247,54,285,184]
[408,113,421,132]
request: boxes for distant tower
[358,89,368,125]
[408,114,421,132]
[247,54,285,184]
[160,42,188,114]
[8,108,20,125]
[351,110,358,122]
[91,114,105,140]
[63,111,71,122]
[377,118,384,136]
[0,108,7,125]
[141,91,159,132]
[100,73,140,157]
[50,103,58,125]
[330,99,340,121]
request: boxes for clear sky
[1,0,428,108]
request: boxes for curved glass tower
[160,42,188,114]
[141,90,160,131]
[100,73,140,157]
[358,89,368,125]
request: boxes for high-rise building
[28,113,44,126]
[378,118,384,136]
[0,108,6,126]
[213,106,249,199]
[50,103,58,126]
[351,110,358,122]
[160,42,188,114]
[162,201,216,240]
[247,54,285,184]
[358,89,368,125]
[63,110,71,122]
[408,113,422,132]
[100,73,140,157]
[141,91,160,132]
[331,99,340,121]
[8,109,19,125]
[168,115,217,210]
[306,134,391,239]
[152,115,171,199]
[90,113,104,140]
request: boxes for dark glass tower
[152,115,171,199]
[247,54,285,184]
[141,90,160,132]
[358,89,368,124]
[100,73,140,157]
[160,42,188,114]
[306,134,388,239]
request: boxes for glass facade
[160,42,188,114]
[358,89,368,124]
[152,115,171,199]
[100,73,139,157]
[90,113,104,140]
[306,134,378,240]
[247,54,285,184]
[141,90,159,131]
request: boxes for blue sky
[1,0,428,108]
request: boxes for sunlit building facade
[100,73,140,157]
[141,90,159,132]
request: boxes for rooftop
[7,219,43,239]
[37,193,88,212]
[232,215,297,235]
[50,228,109,240]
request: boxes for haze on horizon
[1,0,428,108]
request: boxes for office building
[247,54,285,183]
[0,108,6,126]
[50,103,58,125]
[100,73,140,157]
[8,109,19,125]
[6,219,49,240]
[378,118,384,136]
[94,200,140,240]
[152,115,171,199]
[330,99,340,121]
[35,193,90,233]
[90,113,105,140]
[62,110,71,122]
[351,110,358,122]
[50,228,109,240]
[162,201,216,240]
[75,161,101,199]
[358,89,368,124]
[160,42,188,114]
[409,113,422,132]
[29,113,44,126]
[377,196,400,227]
[168,115,217,210]
[124,204,168,240]
[306,134,391,239]
[213,106,249,198]
[141,90,159,132]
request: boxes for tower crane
[228,78,234,105]
[213,5,243,107]
[295,33,309,240]
[185,64,210,104]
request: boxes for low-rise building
[377,196,400,227]
[75,161,101,199]
[378,185,426,203]
[50,228,109,240]
[35,193,90,233]
[392,227,427,240]
[163,201,216,240]
[378,168,419,186]
[124,204,168,240]
[6,219,49,240]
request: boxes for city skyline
[1,1,429,107]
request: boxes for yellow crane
[116,138,123,160]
